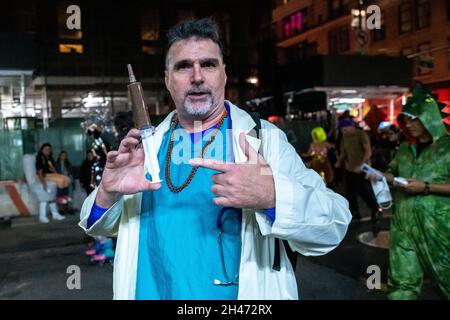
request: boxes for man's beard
[182,87,214,116]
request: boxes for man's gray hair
[165,17,224,69]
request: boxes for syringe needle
[127,64,136,83]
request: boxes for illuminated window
[284,20,291,38]
[399,2,413,34]
[141,9,160,41]
[295,12,303,31]
[416,0,430,29]
[283,10,305,38]
[290,14,296,33]
[141,9,161,55]
[59,44,83,54]
[142,46,162,55]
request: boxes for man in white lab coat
[79,18,351,300]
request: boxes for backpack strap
[247,112,262,152]
[247,112,297,272]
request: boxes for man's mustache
[185,87,212,96]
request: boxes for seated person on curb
[56,150,76,214]
[35,143,68,222]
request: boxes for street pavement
[0,207,445,300]
[0,214,113,299]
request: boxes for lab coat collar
[153,101,262,163]
[226,101,262,163]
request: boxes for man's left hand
[398,179,425,194]
[190,132,276,209]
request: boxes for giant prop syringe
[127,64,162,183]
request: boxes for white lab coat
[79,101,351,300]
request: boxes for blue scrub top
[135,104,242,299]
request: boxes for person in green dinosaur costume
[373,87,450,299]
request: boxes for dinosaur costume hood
[397,87,448,144]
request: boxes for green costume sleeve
[386,147,400,177]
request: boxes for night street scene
[0,0,449,304]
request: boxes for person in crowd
[79,18,351,300]
[372,123,401,172]
[35,143,67,221]
[56,150,77,214]
[79,151,96,196]
[305,126,335,187]
[336,118,380,222]
[56,151,75,199]
[367,88,450,299]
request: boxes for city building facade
[0,0,269,125]
[267,0,450,121]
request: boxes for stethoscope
[212,111,239,285]
[213,207,240,286]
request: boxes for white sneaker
[52,213,66,221]
[39,216,50,224]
